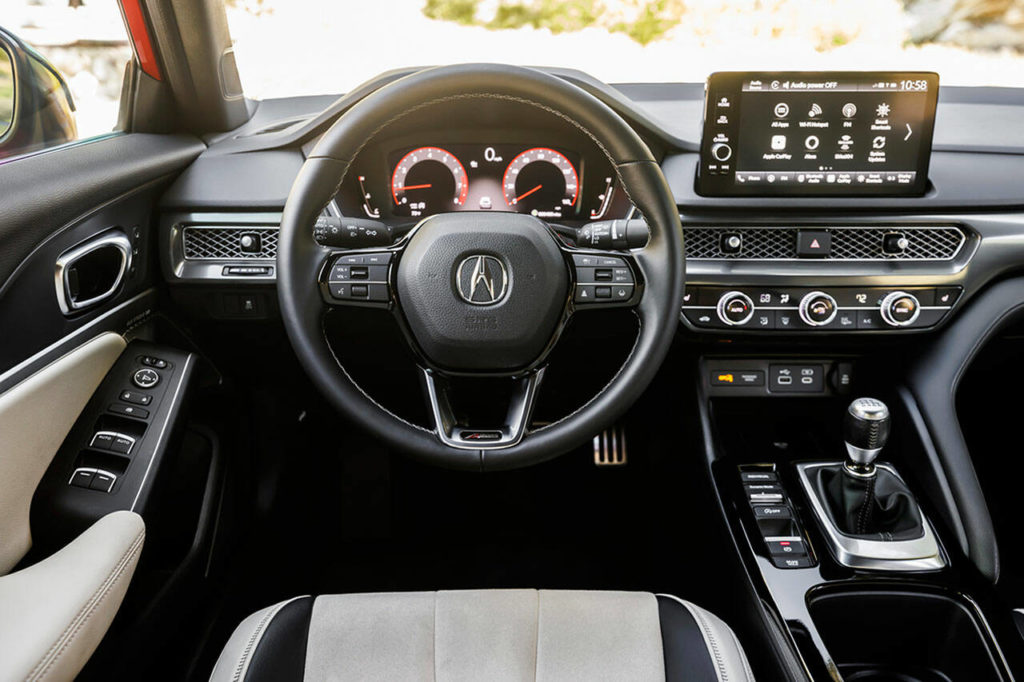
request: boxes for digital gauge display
[387,144,585,219]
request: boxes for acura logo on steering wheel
[456,255,508,305]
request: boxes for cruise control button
[610,285,632,301]
[575,285,596,303]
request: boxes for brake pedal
[593,426,627,466]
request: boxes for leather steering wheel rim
[277,63,684,472]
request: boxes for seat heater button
[753,505,792,519]
[119,390,152,405]
[90,472,116,492]
[132,368,160,389]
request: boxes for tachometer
[391,146,469,217]
[502,147,579,218]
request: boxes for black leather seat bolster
[657,594,719,681]
[244,596,313,682]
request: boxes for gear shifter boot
[814,466,924,541]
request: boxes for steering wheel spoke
[319,249,398,308]
[566,250,642,310]
[422,367,546,450]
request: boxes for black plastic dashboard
[157,66,1024,339]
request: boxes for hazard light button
[796,230,832,258]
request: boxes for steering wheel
[278,64,684,471]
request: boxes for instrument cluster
[339,142,629,223]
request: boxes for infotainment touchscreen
[697,72,939,197]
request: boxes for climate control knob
[880,291,920,327]
[799,291,838,327]
[716,291,754,326]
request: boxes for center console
[699,361,1017,679]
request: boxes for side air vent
[182,226,278,260]
[684,226,966,261]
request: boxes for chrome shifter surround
[796,462,946,571]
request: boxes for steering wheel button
[595,286,612,299]
[572,254,600,267]
[365,253,392,265]
[613,268,633,283]
[132,368,160,389]
[575,285,596,303]
[351,284,369,298]
[329,283,350,299]
[338,254,367,265]
[331,265,351,280]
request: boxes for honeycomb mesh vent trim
[683,226,966,261]
[182,226,278,260]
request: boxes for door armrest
[0,510,144,681]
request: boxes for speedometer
[502,147,579,218]
[391,146,469,217]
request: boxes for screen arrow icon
[905,123,913,141]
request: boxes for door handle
[54,231,132,314]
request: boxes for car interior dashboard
[8,60,1024,681]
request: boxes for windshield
[226,0,1024,99]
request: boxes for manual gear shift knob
[843,397,890,475]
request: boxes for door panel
[0,332,125,573]
[0,133,203,380]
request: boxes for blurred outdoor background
[4,0,1024,140]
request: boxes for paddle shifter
[842,398,891,477]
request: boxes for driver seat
[210,589,753,681]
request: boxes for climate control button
[798,291,838,327]
[880,291,920,327]
[717,291,754,326]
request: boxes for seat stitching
[532,590,541,682]
[27,528,145,681]
[231,598,298,682]
[432,592,438,682]
[690,605,728,682]
[656,595,730,682]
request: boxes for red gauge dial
[502,147,579,218]
[391,146,469,217]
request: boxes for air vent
[683,226,966,261]
[182,226,278,260]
